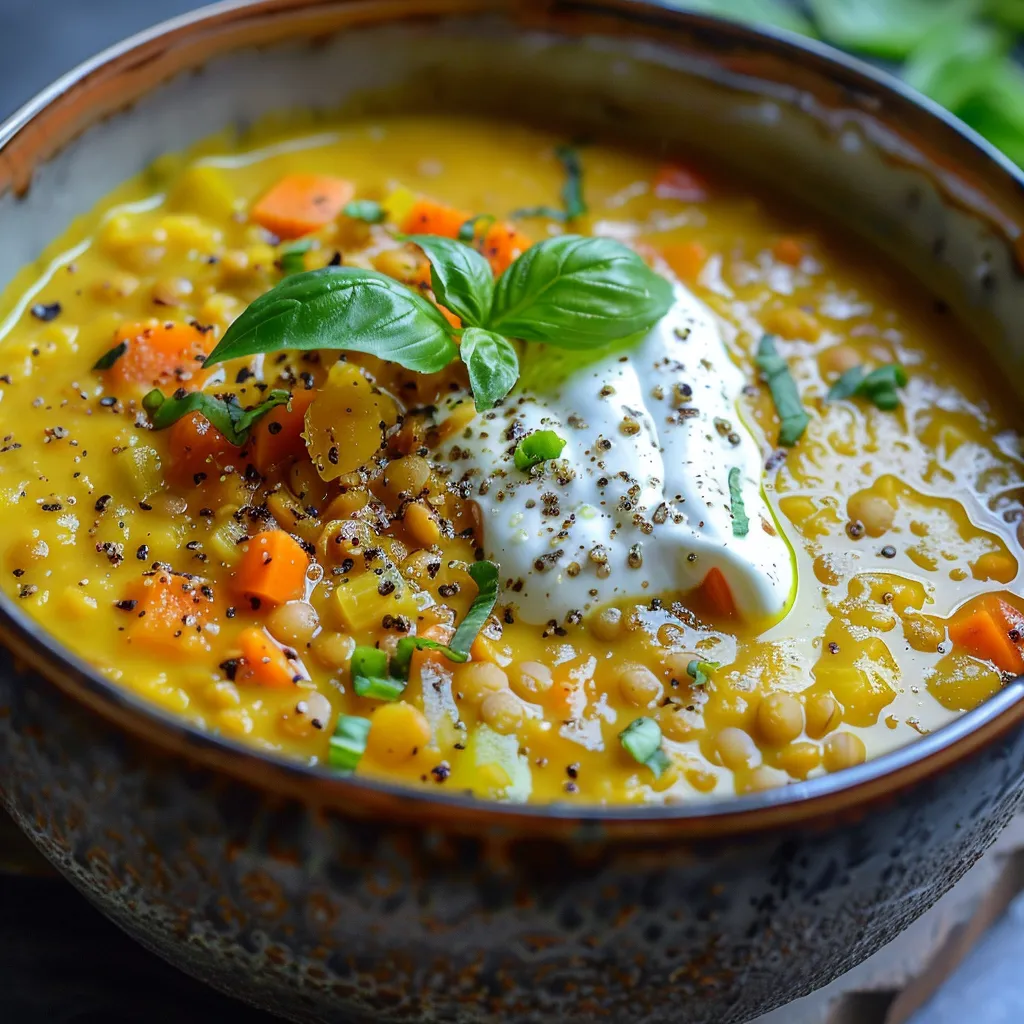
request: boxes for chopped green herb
[450,560,500,658]
[329,714,371,771]
[457,213,496,244]
[827,363,908,410]
[92,340,127,371]
[513,144,587,222]
[391,635,468,680]
[619,717,672,778]
[727,467,749,538]
[514,430,568,471]
[141,388,291,446]
[343,199,386,223]
[279,239,312,276]
[755,334,810,447]
[687,659,720,687]
[351,645,405,701]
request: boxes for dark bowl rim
[0,0,1022,833]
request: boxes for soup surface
[0,115,1021,804]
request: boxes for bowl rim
[1,0,1022,836]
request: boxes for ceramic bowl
[1,3,1023,1022]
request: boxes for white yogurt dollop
[445,284,794,625]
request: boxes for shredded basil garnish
[728,467,749,538]
[755,334,810,447]
[450,560,500,657]
[827,362,908,410]
[514,430,567,471]
[513,143,587,222]
[141,388,290,446]
[329,714,371,771]
[619,717,671,778]
[93,340,128,371]
[343,199,386,224]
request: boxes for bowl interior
[0,0,1022,825]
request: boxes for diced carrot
[948,595,1024,675]
[251,174,354,239]
[661,241,708,284]
[400,198,470,239]
[481,223,532,275]
[104,320,214,393]
[438,305,462,329]
[122,570,216,651]
[653,163,709,202]
[773,237,804,266]
[234,530,310,606]
[235,627,300,688]
[702,567,737,618]
[250,387,318,473]
[166,411,239,488]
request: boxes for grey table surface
[0,1,1021,1022]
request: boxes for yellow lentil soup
[0,115,1021,804]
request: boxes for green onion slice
[828,363,908,410]
[619,717,671,778]
[343,199,386,224]
[93,340,128,371]
[279,239,313,276]
[351,645,405,701]
[755,334,810,447]
[727,467,749,538]
[514,430,567,471]
[687,659,720,687]
[329,714,371,771]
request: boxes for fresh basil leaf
[391,636,468,680]
[808,0,977,60]
[669,0,816,35]
[458,213,496,243]
[755,334,810,447]
[343,199,386,224]
[514,429,567,471]
[329,714,371,771]
[141,387,290,445]
[450,560,500,657]
[460,328,519,411]
[279,239,312,276]
[619,717,671,778]
[203,267,458,374]
[686,659,720,687]
[728,468,749,538]
[93,340,128,371]
[904,20,1009,111]
[489,235,674,349]
[405,234,494,328]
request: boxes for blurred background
[1,0,1024,1022]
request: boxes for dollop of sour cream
[445,284,795,625]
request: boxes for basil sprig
[141,388,290,445]
[827,363,908,410]
[202,234,672,412]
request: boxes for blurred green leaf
[808,0,981,59]
[957,63,1024,165]
[904,20,1011,109]
[986,0,1024,30]
[666,0,816,36]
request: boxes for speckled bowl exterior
[1,3,1023,1022]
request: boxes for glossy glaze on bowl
[1,2,1023,1022]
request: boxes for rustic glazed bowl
[1,2,1023,1022]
